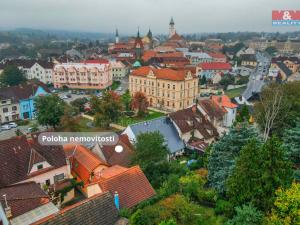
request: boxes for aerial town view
[0,0,299,224]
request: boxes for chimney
[3,195,12,219]
[114,191,120,210]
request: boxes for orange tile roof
[64,144,108,172]
[142,50,157,62]
[131,66,196,81]
[208,52,226,59]
[211,95,238,109]
[97,165,155,208]
[199,62,232,70]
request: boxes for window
[168,84,170,89]
[12,106,17,111]
[54,173,65,183]
[45,179,50,186]
[2,108,8,113]
[37,164,43,170]
[173,85,175,90]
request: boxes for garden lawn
[117,110,165,127]
[225,86,246,98]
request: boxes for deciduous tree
[0,65,27,86]
[131,91,149,117]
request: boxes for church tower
[169,17,176,38]
[115,28,119,43]
[134,28,144,59]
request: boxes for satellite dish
[115,145,123,153]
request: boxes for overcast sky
[0,0,299,35]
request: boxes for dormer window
[37,164,43,170]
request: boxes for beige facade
[0,99,20,123]
[53,63,112,90]
[129,67,199,112]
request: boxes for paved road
[242,52,270,100]
[0,121,46,140]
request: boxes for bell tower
[169,17,176,38]
[115,28,119,43]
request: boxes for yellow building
[129,66,199,112]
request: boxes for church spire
[170,17,175,25]
[147,28,152,39]
[115,28,119,43]
[169,17,176,38]
[137,27,140,38]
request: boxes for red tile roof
[131,66,196,81]
[199,62,232,70]
[211,95,238,109]
[0,182,49,218]
[100,134,134,167]
[98,165,155,208]
[208,52,226,59]
[81,59,109,64]
[64,144,108,172]
[0,136,66,188]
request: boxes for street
[242,52,270,100]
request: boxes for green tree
[283,121,300,166]
[226,204,263,225]
[91,91,123,127]
[265,46,278,56]
[132,131,169,170]
[219,74,235,90]
[0,65,27,86]
[121,89,132,111]
[207,124,260,194]
[236,105,250,123]
[266,182,300,225]
[60,105,81,131]
[158,219,178,225]
[35,94,65,128]
[70,97,88,113]
[227,137,293,211]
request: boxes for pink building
[53,61,112,89]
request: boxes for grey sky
[0,0,299,35]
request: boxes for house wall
[122,126,136,144]
[86,183,102,198]
[29,161,52,174]
[129,74,198,112]
[18,165,70,187]
[223,107,236,127]
[0,99,20,123]
[19,86,48,120]
[28,63,53,84]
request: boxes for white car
[8,122,18,128]
[60,95,68,100]
[1,124,11,130]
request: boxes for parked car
[8,122,18,128]
[61,95,68,100]
[1,124,11,130]
[66,94,72,98]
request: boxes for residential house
[0,136,70,189]
[169,106,219,154]
[198,95,238,130]
[123,116,185,157]
[33,192,122,225]
[208,52,227,63]
[64,144,155,208]
[0,182,59,225]
[269,62,293,81]
[53,61,112,90]
[0,82,50,121]
[63,144,109,198]
[0,60,54,84]
[183,52,213,65]
[129,66,198,111]
[196,62,232,84]
[240,54,257,67]
[110,61,129,80]
[92,134,134,167]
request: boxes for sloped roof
[33,192,119,225]
[199,62,232,70]
[128,116,185,154]
[98,134,134,167]
[63,144,108,172]
[169,106,219,139]
[0,136,66,188]
[0,81,50,102]
[240,54,257,62]
[198,99,224,121]
[131,66,195,81]
[0,182,49,218]
[275,62,293,77]
[98,166,155,208]
[211,95,238,109]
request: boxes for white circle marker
[115,145,123,153]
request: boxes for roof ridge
[99,165,141,182]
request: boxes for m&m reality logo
[272,10,300,26]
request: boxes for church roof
[169,32,184,41]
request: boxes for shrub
[215,199,234,217]
[16,120,30,126]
